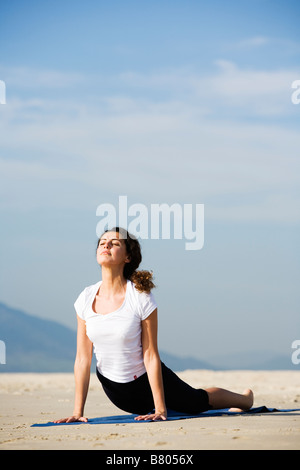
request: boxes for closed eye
[99,240,121,246]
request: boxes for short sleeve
[74,289,86,320]
[138,291,157,320]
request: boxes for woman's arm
[135,308,167,421]
[54,315,93,423]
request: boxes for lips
[101,251,111,255]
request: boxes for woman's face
[97,231,130,268]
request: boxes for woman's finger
[134,413,167,421]
[53,416,88,424]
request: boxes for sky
[0,0,299,367]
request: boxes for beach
[0,370,299,450]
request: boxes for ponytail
[130,269,155,294]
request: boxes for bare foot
[229,389,254,412]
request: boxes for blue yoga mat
[31,406,300,427]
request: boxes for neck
[100,266,127,294]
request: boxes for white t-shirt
[74,279,157,383]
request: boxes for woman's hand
[134,411,167,421]
[53,415,88,424]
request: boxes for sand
[0,370,299,450]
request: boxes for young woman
[54,227,253,423]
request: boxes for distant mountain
[159,351,215,371]
[0,301,214,373]
[208,350,297,371]
[0,302,296,372]
[0,302,77,372]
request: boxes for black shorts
[96,362,211,415]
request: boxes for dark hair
[97,227,155,293]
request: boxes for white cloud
[212,60,296,96]
[119,61,300,117]
[237,36,270,48]
[235,36,300,56]
[0,63,299,222]
[0,64,86,89]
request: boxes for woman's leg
[161,363,254,414]
[206,387,254,411]
[161,363,212,414]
